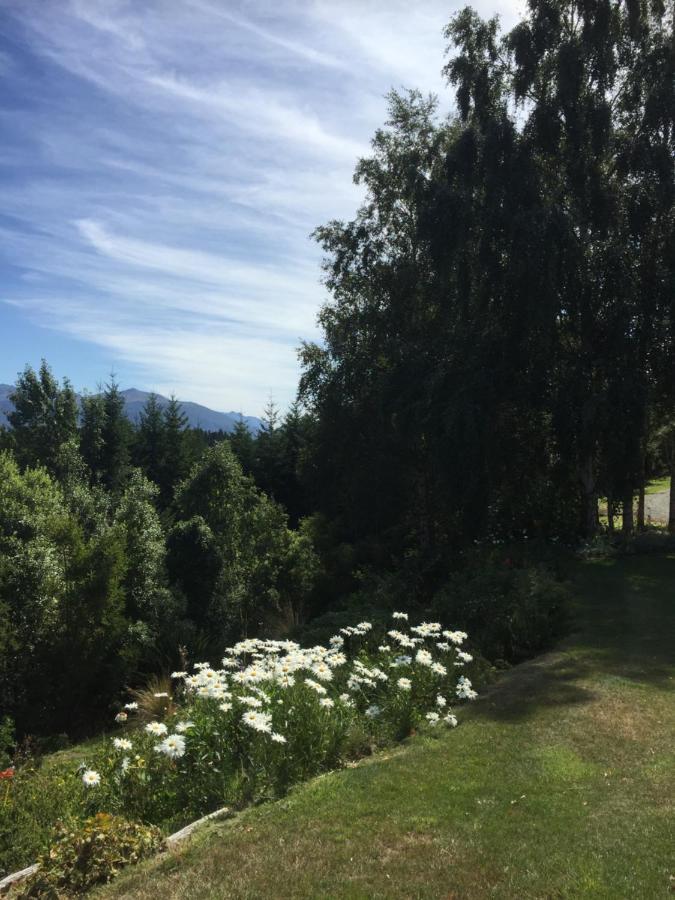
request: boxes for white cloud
[1,0,526,414]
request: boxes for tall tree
[134,393,165,486]
[8,360,78,472]
[80,392,106,481]
[159,395,189,507]
[229,417,256,475]
[100,377,132,494]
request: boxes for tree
[159,395,189,506]
[229,417,256,475]
[170,442,317,640]
[134,393,165,486]
[446,0,672,536]
[0,451,130,737]
[100,377,132,494]
[80,392,106,480]
[8,360,78,472]
[300,0,672,556]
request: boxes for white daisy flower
[174,721,194,733]
[456,676,478,700]
[319,697,335,708]
[240,695,263,708]
[82,769,101,787]
[113,737,133,750]
[271,732,287,744]
[415,649,433,667]
[365,704,381,718]
[157,734,186,759]
[123,702,138,710]
[241,711,273,733]
[425,711,440,726]
[444,714,458,727]
[397,677,412,691]
[145,721,168,736]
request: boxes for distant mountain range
[0,384,261,434]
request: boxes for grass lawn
[646,476,671,495]
[97,555,675,900]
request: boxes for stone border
[0,806,230,893]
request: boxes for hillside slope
[99,555,675,899]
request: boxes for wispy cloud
[0,0,525,414]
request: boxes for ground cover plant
[1,613,479,888]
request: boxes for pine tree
[229,417,255,474]
[134,393,165,486]
[80,392,106,480]
[100,377,131,494]
[159,395,189,506]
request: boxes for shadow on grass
[472,554,675,723]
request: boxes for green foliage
[20,814,162,897]
[132,393,164,487]
[100,378,132,495]
[301,0,673,556]
[432,558,570,663]
[8,361,78,474]
[171,442,318,640]
[0,763,83,880]
[0,452,160,737]
[158,396,189,507]
[0,717,14,769]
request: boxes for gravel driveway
[645,490,670,524]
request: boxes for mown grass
[646,476,671,495]
[97,555,675,900]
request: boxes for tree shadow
[472,555,675,723]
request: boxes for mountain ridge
[0,384,261,434]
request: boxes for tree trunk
[579,453,598,538]
[637,449,646,530]
[622,490,634,534]
[637,484,645,530]
[607,494,615,532]
[669,457,675,534]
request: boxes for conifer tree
[134,393,165,486]
[159,395,189,506]
[100,377,131,494]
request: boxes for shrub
[432,562,570,663]
[81,613,479,825]
[0,716,14,769]
[0,764,82,880]
[20,813,162,897]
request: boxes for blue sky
[0,0,522,416]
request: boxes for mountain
[0,384,261,434]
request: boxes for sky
[0,0,524,416]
